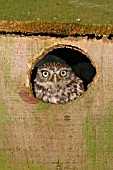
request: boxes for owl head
[35,62,72,84]
[34,62,84,104]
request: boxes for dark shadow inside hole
[30,47,96,96]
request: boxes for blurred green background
[0,0,113,24]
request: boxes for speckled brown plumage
[34,62,84,104]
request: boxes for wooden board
[0,35,113,169]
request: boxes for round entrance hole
[30,45,96,104]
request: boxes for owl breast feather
[34,79,84,104]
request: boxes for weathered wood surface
[0,35,113,170]
[1,21,113,36]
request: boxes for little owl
[34,61,85,104]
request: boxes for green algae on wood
[0,99,11,125]
[35,102,51,111]
[27,163,51,170]
[83,108,113,169]
[0,149,15,170]
[34,103,56,129]
[0,149,51,170]
[34,102,51,124]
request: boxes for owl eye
[41,70,49,77]
[60,70,67,77]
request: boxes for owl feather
[34,62,84,104]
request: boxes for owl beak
[52,74,58,83]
